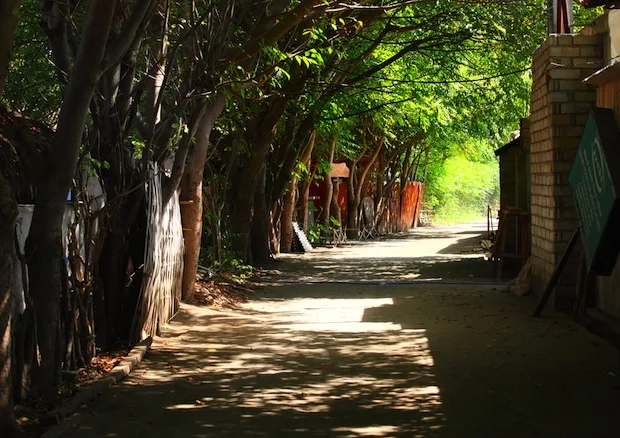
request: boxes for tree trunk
[229,145,270,262]
[179,95,226,302]
[269,203,281,256]
[97,187,147,349]
[346,160,358,237]
[145,2,168,131]
[0,0,21,97]
[322,178,334,229]
[229,99,287,262]
[279,179,297,253]
[0,174,18,437]
[203,185,223,264]
[375,150,384,211]
[319,135,337,228]
[331,179,341,228]
[27,187,69,398]
[346,135,384,238]
[0,5,21,429]
[299,178,312,233]
[250,164,271,265]
[25,0,115,400]
[280,128,315,251]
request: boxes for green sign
[569,108,620,275]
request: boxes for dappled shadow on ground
[273,256,492,283]
[61,298,446,438]
[272,226,495,283]
[61,287,620,438]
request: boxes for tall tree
[179,94,227,300]
[25,0,120,400]
[0,1,21,434]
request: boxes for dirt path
[58,223,620,437]
[270,221,495,283]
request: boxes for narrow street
[58,224,620,437]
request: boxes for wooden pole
[487,205,491,237]
[573,248,587,316]
[533,228,580,317]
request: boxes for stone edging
[40,337,153,438]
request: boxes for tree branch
[355,133,383,202]
[219,0,325,67]
[50,0,116,187]
[102,0,158,72]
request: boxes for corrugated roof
[494,137,522,157]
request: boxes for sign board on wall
[569,108,620,274]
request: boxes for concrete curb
[40,337,153,438]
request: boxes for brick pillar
[529,34,603,308]
[520,117,531,210]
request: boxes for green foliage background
[1,0,606,227]
[425,155,499,224]
[416,3,605,225]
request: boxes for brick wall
[529,34,603,308]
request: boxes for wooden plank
[533,229,580,317]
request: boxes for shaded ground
[56,223,620,437]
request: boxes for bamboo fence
[133,163,184,342]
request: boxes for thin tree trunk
[179,94,226,301]
[421,147,430,182]
[145,2,169,130]
[270,202,281,256]
[320,135,337,228]
[346,159,358,238]
[293,129,317,235]
[331,179,341,228]
[279,179,297,253]
[269,115,315,208]
[400,146,413,192]
[250,164,271,265]
[203,184,223,264]
[322,178,334,229]
[346,136,384,238]
[0,0,21,96]
[299,172,313,233]
[346,124,365,238]
[375,149,383,210]
[0,174,18,437]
